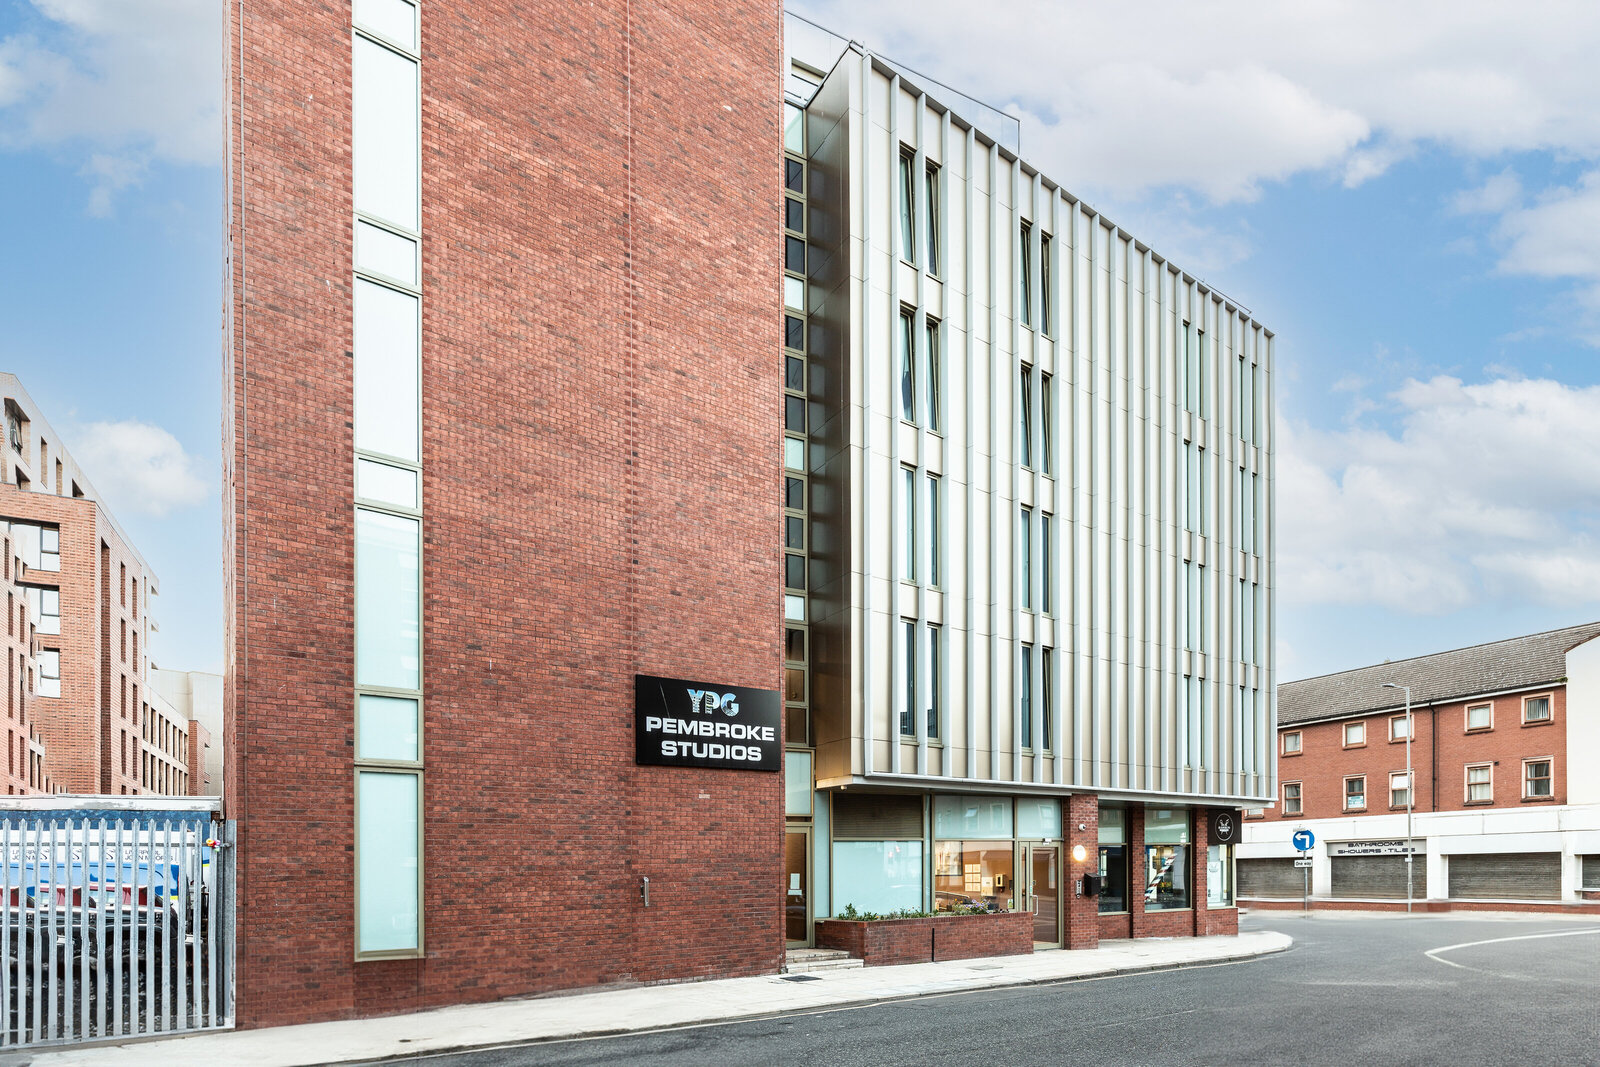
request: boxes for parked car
[1,862,189,976]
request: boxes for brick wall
[815,912,1033,965]
[1064,793,1099,949]
[1273,686,1568,822]
[227,0,784,1028]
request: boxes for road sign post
[1292,829,1315,911]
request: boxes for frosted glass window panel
[352,37,420,232]
[358,694,419,762]
[933,795,1014,839]
[355,220,419,288]
[1016,798,1060,839]
[357,771,420,953]
[784,437,805,471]
[354,0,417,52]
[784,102,804,154]
[355,509,421,689]
[353,279,421,462]
[830,841,923,914]
[785,594,805,621]
[784,275,804,311]
[356,458,419,510]
[785,751,812,816]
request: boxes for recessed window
[1282,730,1301,755]
[1343,721,1366,747]
[1389,715,1410,742]
[1522,694,1552,724]
[1041,373,1054,476]
[1019,644,1034,750]
[927,473,942,588]
[1344,775,1366,811]
[1389,770,1412,809]
[899,309,916,423]
[36,589,60,636]
[927,623,942,741]
[1019,506,1033,610]
[1523,759,1553,799]
[1019,222,1033,327]
[898,148,916,263]
[900,619,916,738]
[1281,781,1302,816]
[925,162,941,274]
[1020,364,1034,468]
[1039,232,1053,335]
[1466,763,1492,803]
[1041,647,1054,752]
[1465,703,1492,731]
[39,528,60,572]
[902,466,917,583]
[924,319,942,433]
[1040,513,1053,615]
[37,648,61,698]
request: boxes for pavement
[20,930,1291,1066]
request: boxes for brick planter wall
[814,911,1034,966]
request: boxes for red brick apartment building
[0,374,205,796]
[1,527,54,793]
[225,0,784,1028]
[1240,622,1600,908]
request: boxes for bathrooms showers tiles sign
[635,674,782,771]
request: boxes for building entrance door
[1025,844,1062,947]
[785,828,810,946]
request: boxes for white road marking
[1425,927,1600,974]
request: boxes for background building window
[1282,781,1302,815]
[39,528,60,572]
[1344,721,1366,747]
[1390,715,1410,741]
[1523,759,1552,798]
[1466,764,1492,803]
[1466,703,1492,731]
[1282,730,1301,754]
[1390,770,1412,808]
[1523,695,1551,723]
[37,648,61,699]
[1344,776,1366,810]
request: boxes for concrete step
[784,948,864,974]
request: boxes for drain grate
[780,973,824,982]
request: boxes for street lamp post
[1382,682,1414,913]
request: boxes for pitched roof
[1278,621,1600,726]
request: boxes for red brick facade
[1267,685,1568,823]
[815,911,1033,965]
[226,0,784,1029]
[1,531,52,793]
[1092,803,1237,942]
[0,488,149,796]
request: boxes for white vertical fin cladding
[831,55,1272,804]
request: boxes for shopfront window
[1144,808,1191,911]
[933,841,1014,913]
[1016,798,1060,840]
[1098,807,1128,913]
[831,840,924,915]
[1207,843,1234,907]
[932,795,1014,840]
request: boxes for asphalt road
[357,912,1600,1066]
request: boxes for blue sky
[5,0,1600,681]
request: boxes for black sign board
[1210,808,1241,845]
[635,674,782,772]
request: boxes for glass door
[1025,844,1061,947]
[785,828,810,946]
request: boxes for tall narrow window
[1041,373,1054,475]
[1041,647,1054,751]
[1198,329,1210,418]
[925,319,942,433]
[927,473,942,588]
[1040,513,1053,614]
[1020,365,1034,468]
[1040,232,1053,334]
[1020,506,1033,610]
[900,309,916,422]
[1199,448,1210,535]
[1185,562,1201,651]
[898,148,916,263]
[39,528,60,572]
[901,619,917,737]
[1020,644,1034,749]
[1185,445,1200,532]
[927,623,942,740]
[925,162,941,274]
[1019,223,1033,327]
[37,649,61,699]
[902,466,917,582]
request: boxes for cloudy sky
[3,1,1600,681]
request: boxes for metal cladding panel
[821,56,1273,803]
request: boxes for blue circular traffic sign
[1292,829,1315,851]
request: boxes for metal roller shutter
[1238,858,1303,898]
[1330,855,1411,898]
[831,793,923,840]
[1448,853,1561,900]
[1583,855,1600,891]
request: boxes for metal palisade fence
[0,798,234,1049]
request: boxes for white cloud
[1280,375,1600,614]
[1452,169,1522,215]
[791,0,1600,205]
[0,0,222,211]
[69,420,208,517]
[1494,171,1600,280]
